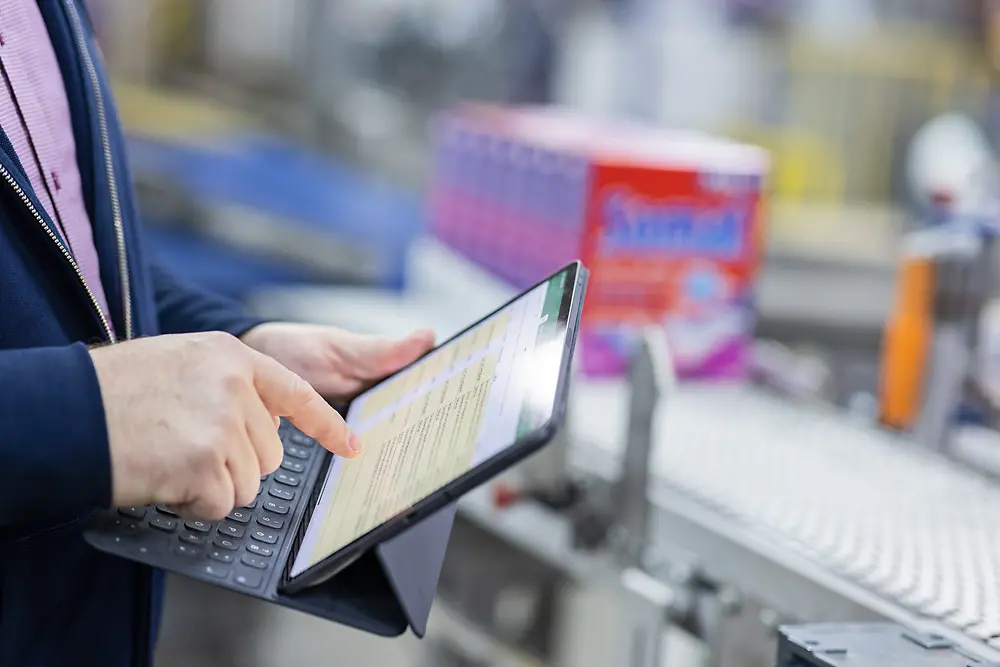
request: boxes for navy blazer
[0,2,264,665]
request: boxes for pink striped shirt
[0,0,112,325]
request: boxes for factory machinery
[249,244,1000,667]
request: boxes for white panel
[205,0,303,78]
[552,8,622,118]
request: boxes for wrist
[239,322,285,355]
[238,322,271,345]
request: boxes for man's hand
[239,323,435,402]
[90,332,360,520]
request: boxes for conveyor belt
[572,385,1000,649]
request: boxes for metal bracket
[778,623,998,667]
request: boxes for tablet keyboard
[105,426,320,591]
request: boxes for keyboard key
[241,554,269,570]
[173,544,201,558]
[217,523,246,539]
[274,472,300,488]
[251,528,279,545]
[117,506,146,520]
[213,537,239,551]
[155,505,178,517]
[209,549,235,564]
[149,516,177,533]
[263,500,289,515]
[244,499,258,510]
[184,520,212,533]
[268,487,295,502]
[179,532,207,546]
[233,571,262,589]
[285,445,310,460]
[289,432,314,447]
[280,459,305,474]
[257,515,284,530]
[203,564,229,579]
[260,474,269,481]
[227,509,252,524]
[246,543,273,557]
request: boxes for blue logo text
[602,191,746,259]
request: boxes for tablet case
[273,502,456,637]
[86,499,456,639]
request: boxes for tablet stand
[271,503,457,637]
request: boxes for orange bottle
[879,240,934,430]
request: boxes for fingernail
[349,433,363,454]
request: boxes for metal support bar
[914,235,986,452]
[613,327,675,567]
[609,329,677,667]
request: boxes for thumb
[369,329,435,374]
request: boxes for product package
[428,105,769,380]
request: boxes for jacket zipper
[65,0,133,341]
[61,9,154,663]
[0,162,115,342]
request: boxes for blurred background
[86,1,1000,666]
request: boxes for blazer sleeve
[0,344,111,526]
[151,263,268,337]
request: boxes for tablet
[281,261,587,592]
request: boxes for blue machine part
[129,132,424,294]
[146,226,320,302]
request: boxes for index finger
[250,351,361,458]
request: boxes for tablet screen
[289,265,577,578]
